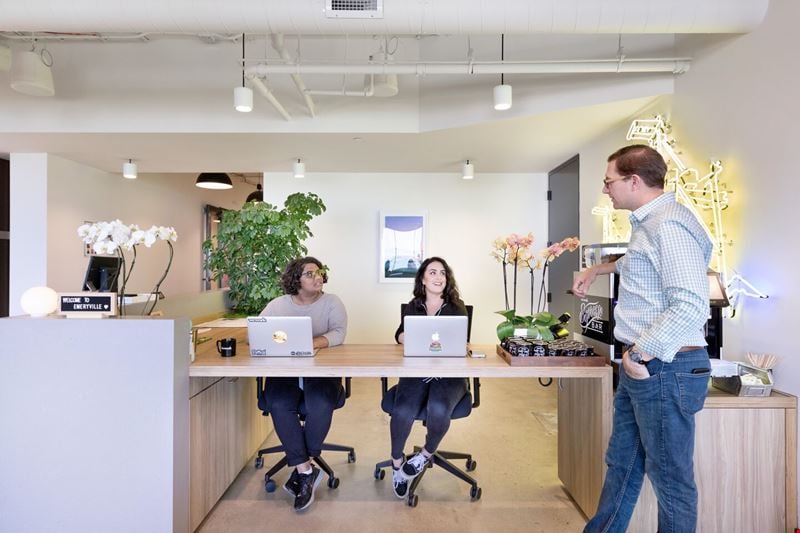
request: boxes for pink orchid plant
[491,233,580,341]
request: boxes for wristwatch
[628,347,646,365]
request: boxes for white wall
[42,155,249,297]
[576,0,799,519]
[263,171,548,345]
[671,1,799,521]
[9,154,49,316]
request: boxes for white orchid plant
[78,220,177,255]
[77,220,178,315]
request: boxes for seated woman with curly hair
[259,256,347,512]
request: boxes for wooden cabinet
[558,376,612,518]
[189,377,270,531]
[628,390,797,533]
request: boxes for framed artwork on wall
[379,211,427,283]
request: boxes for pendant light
[462,160,474,180]
[195,173,233,190]
[246,183,263,203]
[493,34,512,111]
[234,33,253,112]
[122,159,137,179]
[293,159,305,178]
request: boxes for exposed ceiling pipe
[305,74,376,97]
[246,57,692,76]
[269,34,315,117]
[247,76,292,121]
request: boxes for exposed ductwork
[0,0,769,35]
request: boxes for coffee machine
[572,244,725,373]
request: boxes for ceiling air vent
[325,0,383,19]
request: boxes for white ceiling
[0,0,762,174]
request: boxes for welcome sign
[58,292,117,318]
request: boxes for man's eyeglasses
[602,175,633,187]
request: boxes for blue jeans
[584,349,711,533]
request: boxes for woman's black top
[394,298,467,344]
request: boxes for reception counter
[2,317,795,533]
[0,317,190,533]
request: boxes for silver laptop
[403,315,468,357]
[246,316,315,357]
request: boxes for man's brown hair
[608,144,667,189]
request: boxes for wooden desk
[189,327,613,525]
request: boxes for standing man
[574,144,712,533]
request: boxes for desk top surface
[190,328,611,378]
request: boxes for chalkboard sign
[58,292,117,318]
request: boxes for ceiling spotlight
[234,33,253,112]
[234,86,253,112]
[493,34,512,111]
[462,160,475,180]
[293,159,305,178]
[493,84,512,111]
[122,159,137,179]
[246,183,263,203]
[10,48,54,97]
[195,172,233,190]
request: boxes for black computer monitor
[82,256,122,292]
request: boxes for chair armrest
[345,376,352,398]
[381,376,389,396]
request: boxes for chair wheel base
[407,494,418,507]
[374,468,385,480]
[470,486,482,501]
[465,459,477,471]
[264,478,276,493]
[347,451,356,463]
[254,456,264,469]
[328,476,340,489]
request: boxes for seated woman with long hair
[388,256,468,499]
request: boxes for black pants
[263,377,343,467]
[389,377,468,460]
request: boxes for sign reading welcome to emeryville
[58,293,117,318]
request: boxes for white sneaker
[401,452,430,480]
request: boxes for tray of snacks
[497,337,606,367]
[712,362,773,397]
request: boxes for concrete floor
[198,378,589,533]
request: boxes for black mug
[216,337,236,357]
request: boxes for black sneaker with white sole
[401,452,430,480]
[293,466,323,511]
[283,468,300,497]
[392,467,408,498]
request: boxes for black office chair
[254,377,356,493]
[373,304,482,507]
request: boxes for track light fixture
[10,43,55,97]
[462,160,475,180]
[293,159,305,178]
[493,34,512,111]
[195,173,233,190]
[234,33,253,112]
[122,159,137,179]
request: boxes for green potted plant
[202,192,325,315]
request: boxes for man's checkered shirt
[614,192,712,362]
